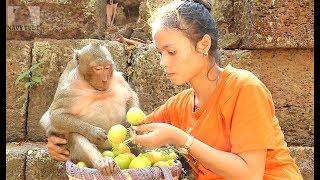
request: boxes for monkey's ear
[73,49,81,62]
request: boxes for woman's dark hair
[148,0,220,66]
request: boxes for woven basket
[66,160,182,180]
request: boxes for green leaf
[16,61,45,89]
[15,70,31,85]
[31,76,43,83]
[29,61,44,72]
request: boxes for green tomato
[126,107,146,125]
[108,124,127,144]
[129,156,151,169]
[153,161,170,167]
[76,161,87,168]
[114,154,131,170]
[102,150,115,158]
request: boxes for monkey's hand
[87,127,107,145]
[93,157,115,176]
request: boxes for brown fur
[39,41,139,175]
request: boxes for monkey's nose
[101,74,110,83]
[102,76,109,82]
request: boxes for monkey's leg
[69,133,115,176]
[106,4,113,27]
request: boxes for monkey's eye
[94,66,103,71]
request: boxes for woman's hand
[131,123,187,148]
[47,136,70,162]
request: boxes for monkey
[39,41,139,176]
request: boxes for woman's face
[153,27,205,85]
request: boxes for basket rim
[65,159,182,179]
[66,159,182,172]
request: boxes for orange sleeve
[144,96,177,124]
[230,81,278,154]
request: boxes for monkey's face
[76,43,116,91]
[14,6,31,24]
[84,62,114,91]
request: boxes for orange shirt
[145,65,303,179]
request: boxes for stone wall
[7,41,314,146]
[6,0,314,179]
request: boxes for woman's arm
[175,131,266,179]
[133,123,266,180]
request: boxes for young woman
[47,0,303,179]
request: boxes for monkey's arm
[39,108,55,136]
[39,104,65,137]
[122,79,139,108]
[127,89,139,108]
[50,91,107,145]
[50,108,107,145]
[55,58,78,91]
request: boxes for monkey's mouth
[96,87,111,92]
[90,81,111,91]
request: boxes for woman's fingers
[132,123,155,132]
[133,132,156,148]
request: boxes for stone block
[7,142,67,180]
[233,0,314,49]
[211,0,238,49]
[6,41,31,141]
[25,143,68,180]
[7,0,106,40]
[6,143,26,180]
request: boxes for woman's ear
[196,34,211,54]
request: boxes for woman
[47,0,303,179]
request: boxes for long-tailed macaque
[39,41,139,175]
